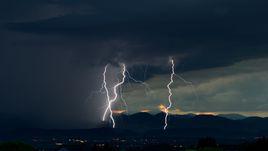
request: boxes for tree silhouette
[0,141,36,151]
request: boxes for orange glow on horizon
[140,109,151,113]
[196,112,217,116]
[112,110,126,114]
[158,104,167,112]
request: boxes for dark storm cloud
[4,0,268,71]
[1,0,268,128]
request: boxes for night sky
[1,0,268,128]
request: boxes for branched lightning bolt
[174,74,199,104]
[164,58,175,130]
[95,59,197,130]
[162,59,199,130]
[102,64,126,128]
[125,70,151,95]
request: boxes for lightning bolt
[102,65,110,121]
[94,59,197,130]
[164,58,175,130]
[125,70,152,95]
[102,64,126,128]
[162,58,199,130]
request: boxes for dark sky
[1,0,268,128]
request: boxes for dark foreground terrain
[1,112,268,151]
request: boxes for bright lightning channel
[102,64,126,128]
[102,65,110,121]
[164,58,175,130]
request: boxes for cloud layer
[119,58,268,116]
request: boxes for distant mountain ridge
[111,112,268,139]
[218,113,247,120]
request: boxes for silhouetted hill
[218,113,246,120]
[113,112,268,141]
[129,112,155,120]
[155,112,195,120]
[115,112,161,131]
